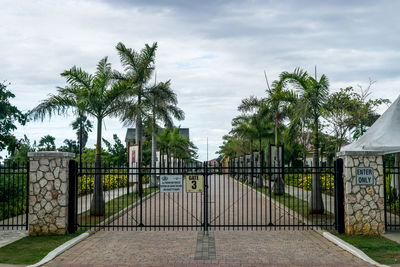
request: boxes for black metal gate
[70,156,343,232]
[384,161,400,230]
[0,161,29,230]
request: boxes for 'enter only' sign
[356,167,374,185]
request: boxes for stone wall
[28,152,75,235]
[340,151,385,235]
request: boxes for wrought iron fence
[72,159,339,231]
[0,161,29,230]
[384,161,400,230]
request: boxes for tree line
[219,68,389,214]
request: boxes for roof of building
[125,128,189,143]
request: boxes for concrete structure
[28,151,75,235]
[338,151,385,235]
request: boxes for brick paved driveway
[44,175,371,266]
[46,175,371,266]
[45,229,371,266]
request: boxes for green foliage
[157,127,197,160]
[0,171,27,221]
[7,135,36,164]
[285,172,334,195]
[102,134,127,166]
[0,81,26,153]
[71,115,93,149]
[38,135,56,151]
[78,173,127,195]
[58,139,79,154]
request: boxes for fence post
[203,161,208,232]
[334,158,344,234]
[68,160,78,234]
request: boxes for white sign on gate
[160,175,183,193]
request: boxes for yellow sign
[185,175,204,193]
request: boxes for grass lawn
[0,187,158,265]
[0,233,80,265]
[337,234,400,265]
[78,187,158,228]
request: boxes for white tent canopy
[341,94,400,154]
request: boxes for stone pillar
[28,152,75,235]
[338,151,385,235]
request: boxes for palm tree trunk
[91,117,105,216]
[249,140,253,185]
[309,116,324,214]
[151,133,157,187]
[257,137,263,187]
[273,117,284,195]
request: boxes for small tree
[0,81,26,154]
[71,116,93,149]
[38,135,56,151]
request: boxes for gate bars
[72,158,342,231]
[0,161,29,230]
[384,161,400,230]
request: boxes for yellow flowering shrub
[78,174,151,195]
[285,173,334,194]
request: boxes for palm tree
[237,97,275,186]
[277,67,329,214]
[71,115,93,149]
[38,135,56,151]
[157,127,197,169]
[266,83,296,194]
[114,42,158,166]
[143,81,184,187]
[30,57,126,216]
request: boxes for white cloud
[1,0,400,161]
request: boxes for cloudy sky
[1,0,399,161]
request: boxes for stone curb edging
[26,190,159,267]
[26,232,89,267]
[321,231,388,267]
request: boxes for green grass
[0,233,80,265]
[337,234,400,264]
[0,187,158,265]
[78,186,158,227]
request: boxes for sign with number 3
[185,175,204,193]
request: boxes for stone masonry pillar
[338,151,385,235]
[28,152,75,235]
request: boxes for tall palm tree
[30,57,126,216]
[114,42,158,166]
[71,115,93,149]
[277,67,329,214]
[143,81,184,186]
[266,83,296,194]
[237,97,275,186]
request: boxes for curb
[26,232,89,267]
[26,190,158,267]
[321,231,389,267]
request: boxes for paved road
[45,175,371,266]
[45,230,370,266]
